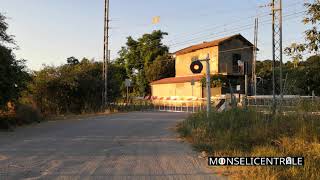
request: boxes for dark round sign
[190,60,203,74]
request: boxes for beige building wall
[175,46,219,77]
[152,83,176,97]
[151,81,202,98]
[151,35,254,99]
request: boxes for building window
[232,54,241,73]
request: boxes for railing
[149,95,232,113]
[248,95,319,106]
[154,97,206,113]
[106,95,320,113]
[107,96,230,113]
[247,95,320,113]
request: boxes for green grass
[177,105,320,179]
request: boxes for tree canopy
[256,55,320,96]
[115,30,175,96]
[285,1,320,60]
[0,13,14,46]
[0,12,29,111]
[30,58,126,114]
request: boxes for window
[232,54,241,73]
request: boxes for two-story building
[151,34,254,99]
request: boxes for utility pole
[103,0,110,108]
[198,54,211,117]
[272,0,276,112]
[271,0,283,112]
[252,18,259,97]
[205,54,211,116]
[279,0,283,102]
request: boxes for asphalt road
[0,112,221,180]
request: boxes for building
[151,34,255,100]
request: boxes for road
[0,112,221,180]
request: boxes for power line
[118,13,305,68]
[114,35,309,67]
[165,0,304,44]
[168,11,305,49]
[165,10,273,43]
[165,12,270,43]
[127,12,305,66]
[169,10,305,47]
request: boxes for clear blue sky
[0,0,308,70]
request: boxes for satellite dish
[190,60,203,74]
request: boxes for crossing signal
[190,60,203,74]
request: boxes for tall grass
[177,104,320,179]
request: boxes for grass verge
[177,107,320,179]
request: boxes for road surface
[0,112,221,180]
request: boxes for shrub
[16,104,43,125]
[0,115,16,130]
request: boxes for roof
[174,34,255,56]
[151,75,204,85]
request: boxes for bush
[0,115,17,130]
[16,104,43,125]
[177,106,320,179]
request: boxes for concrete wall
[175,46,219,77]
[151,81,202,98]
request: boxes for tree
[0,12,29,111]
[0,46,29,110]
[298,55,320,95]
[116,30,170,96]
[107,63,127,100]
[145,54,175,82]
[0,13,14,46]
[30,58,126,114]
[285,1,320,60]
[67,56,79,65]
[255,56,320,96]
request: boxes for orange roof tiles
[174,34,254,56]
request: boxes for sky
[0,0,309,70]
